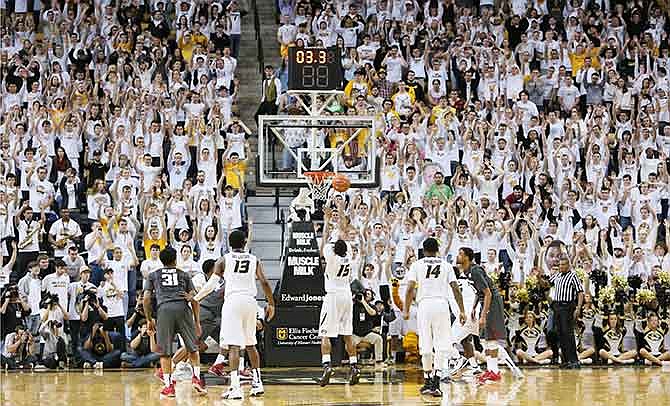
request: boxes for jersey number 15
[337,264,351,277]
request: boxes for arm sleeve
[194,274,221,302]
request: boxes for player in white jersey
[447,269,484,378]
[404,238,466,397]
[195,230,275,400]
[316,236,360,387]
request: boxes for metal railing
[279,208,286,263]
[251,0,264,74]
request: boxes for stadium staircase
[236,0,286,298]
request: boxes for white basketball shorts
[319,292,353,338]
[417,298,453,355]
[220,294,258,347]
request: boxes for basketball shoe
[222,386,244,400]
[477,370,502,384]
[316,365,334,387]
[208,363,227,377]
[192,376,207,395]
[160,382,176,398]
[250,381,265,396]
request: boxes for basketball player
[316,232,360,387]
[404,238,466,397]
[143,247,206,398]
[456,247,508,384]
[194,230,275,400]
[447,265,483,378]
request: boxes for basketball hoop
[304,171,334,201]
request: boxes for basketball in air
[332,173,351,192]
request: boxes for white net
[305,172,334,201]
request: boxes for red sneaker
[477,371,493,384]
[477,370,502,384]
[208,363,227,377]
[160,383,176,398]
[192,376,207,395]
[239,368,253,381]
[155,368,164,383]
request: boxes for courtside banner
[276,221,325,306]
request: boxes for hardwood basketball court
[2,366,669,405]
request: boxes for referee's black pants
[552,301,578,364]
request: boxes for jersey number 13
[234,260,250,273]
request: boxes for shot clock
[288,47,344,91]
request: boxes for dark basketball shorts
[480,297,506,341]
[156,301,199,356]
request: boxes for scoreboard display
[288,47,344,91]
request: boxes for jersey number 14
[425,265,441,279]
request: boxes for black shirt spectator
[83,151,109,188]
[80,295,108,342]
[1,289,31,339]
[210,25,232,52]
[353,298,376,337]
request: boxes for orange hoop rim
[304,171,335,185]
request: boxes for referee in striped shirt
[549,247,584,369]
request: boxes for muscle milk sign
[276,221,324,306]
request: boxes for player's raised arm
[256,259,275,321]
[194,257,225,301]
[321,207,332,258]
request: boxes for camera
[40,292,59,308]
[49,320,63,329]
[355,293,364,302]
[4,285,19,300]
[79,288,98,304]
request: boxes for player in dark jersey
[456,247,511,384]
[143,247,206,398]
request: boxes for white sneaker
[95,362,104,369]
[83,362,92,369]
[222,386,244,400]
[448,357,468,377]
[579,358,593,365]
[34,364,47,370]
[462,365,482,376]
[537,359,552,365]
[250,382,265,397]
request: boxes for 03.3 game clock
[288,47,344,91]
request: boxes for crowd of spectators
[0,0,252,369]
[275,0,670,366]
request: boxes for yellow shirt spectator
[569,46,601,76]
[178,33,197,63]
